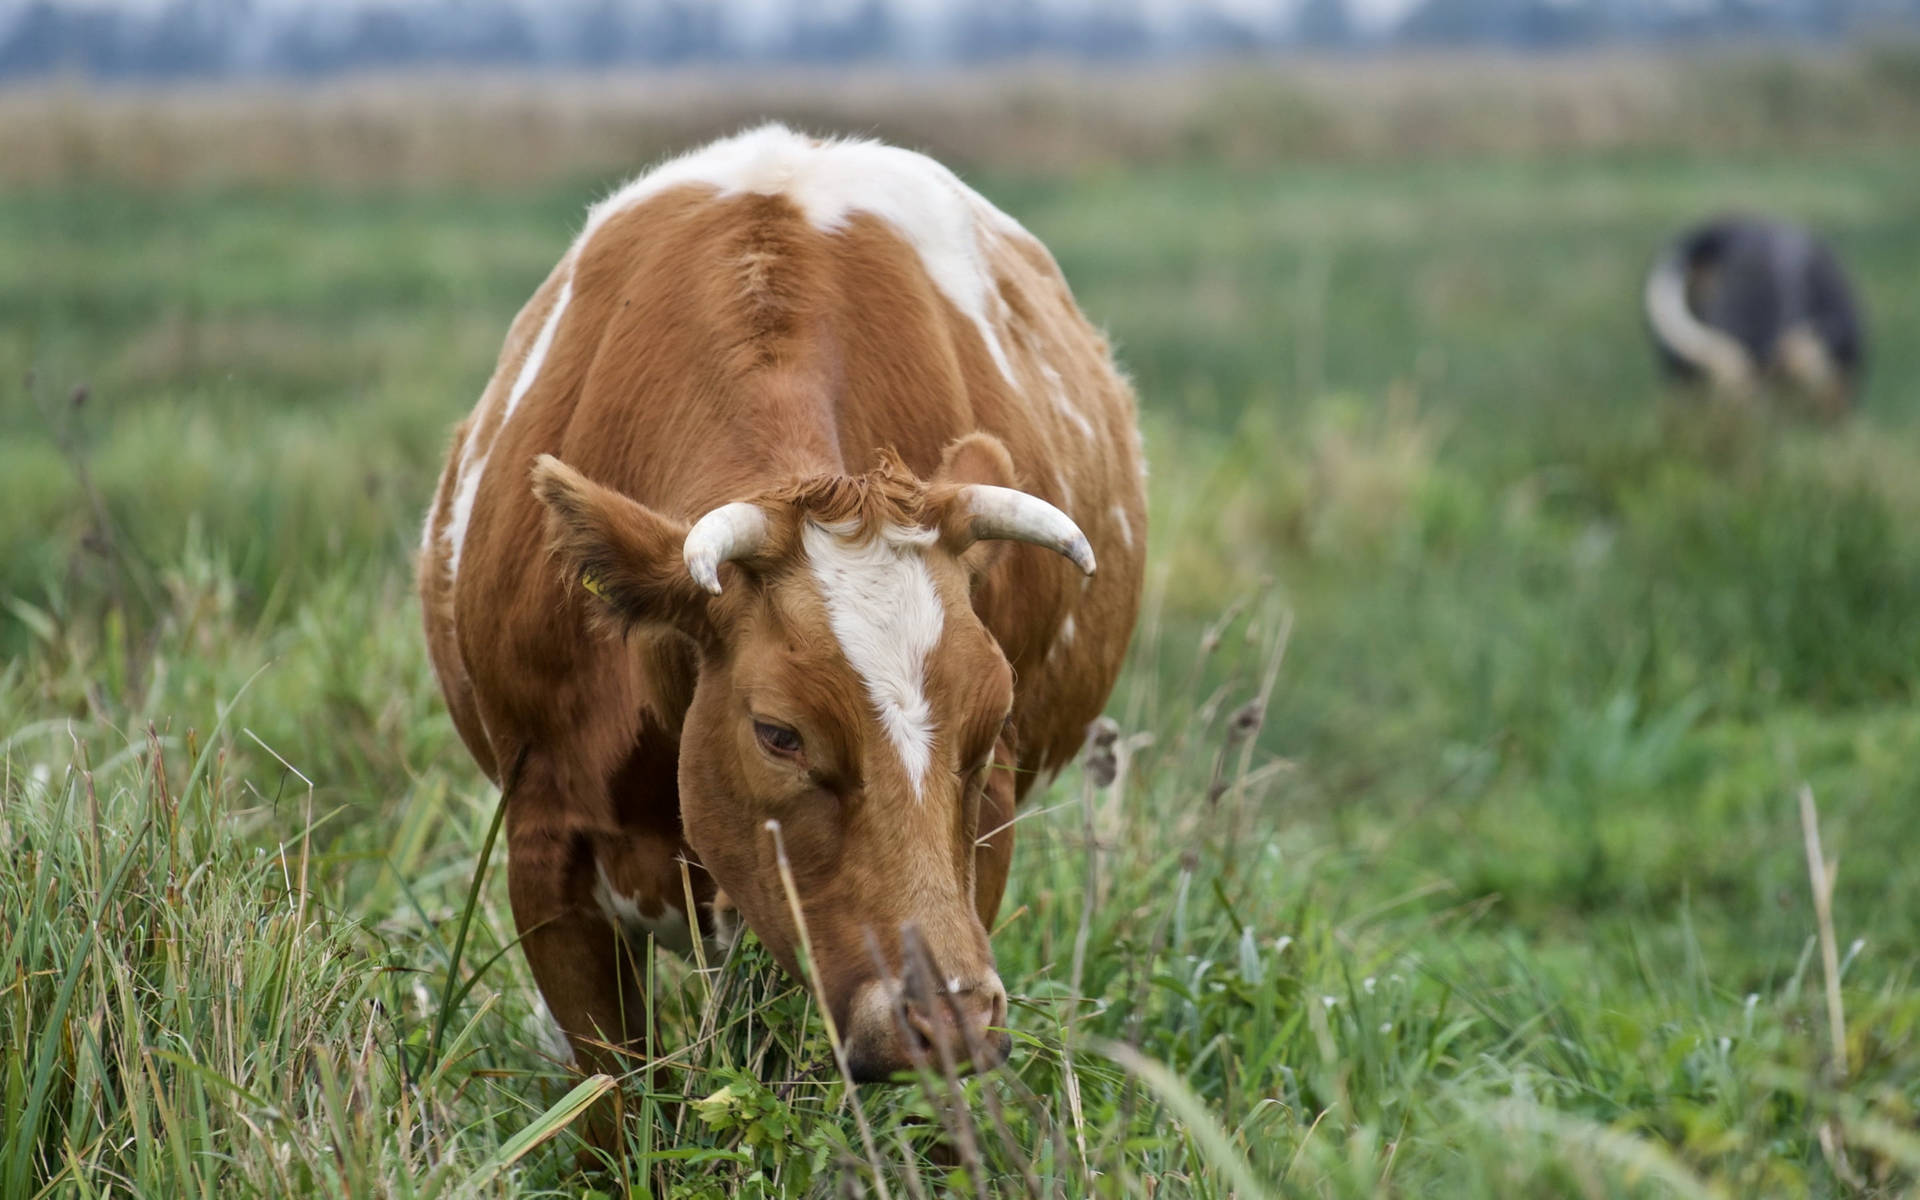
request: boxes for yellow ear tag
[579,571,609,600]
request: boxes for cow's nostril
[845,973,1011,1081]
[903,1005,938,1053]
[900,983,1001,1064]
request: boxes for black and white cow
[1645,215,1865,419]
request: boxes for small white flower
[1718,1037,1732,1053]
[1363,976,1377,994]
[1840,938,1866,977]
[1744,993,1759,1012]
[1321,995,1338,1009]
[1274,936,1293,954]
[1379,1022,1393,1034]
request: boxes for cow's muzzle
[842,969,1011,1083]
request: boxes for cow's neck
[674,368,848,509]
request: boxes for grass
[4,64,1920,1196]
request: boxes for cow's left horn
[683,502,770,594]
[956,485,1096,575]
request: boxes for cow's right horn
[683,502,770,594]
[955,485,1096,576]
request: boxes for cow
[1644,214,1866,420]
[417,125,1145,1103]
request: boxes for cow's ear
[930,432,1019,582]
[530,455,714,641]
[935,431,1018,491]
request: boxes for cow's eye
[753,719,803,758]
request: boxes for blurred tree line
[2,0,1917,80]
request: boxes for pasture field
[4,58,1920,1197]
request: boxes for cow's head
[531,435,1092,1080]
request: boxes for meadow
[3,53,1920,1197]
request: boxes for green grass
[4,123,1920,1196]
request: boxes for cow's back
[420,125,1144,797]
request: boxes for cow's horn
[956,485,1096,576]
[683,502,770,594]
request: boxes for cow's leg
[596,727,716,961]
[591,830,712,962]
[502,754,651,1155]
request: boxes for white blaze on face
[803,519,944,797]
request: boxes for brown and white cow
[418,125,1144,1090]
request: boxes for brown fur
[419,137,1145,1120]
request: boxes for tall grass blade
[463,1074,615,1190]
[1093,1039,1276,1200]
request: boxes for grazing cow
[418,125,1145,1094]
[1644,215,1866,419]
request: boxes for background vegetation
[3,50,1918,1197]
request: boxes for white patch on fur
[583,123,1018,383]
[1644,253,1751,387]
[592,860,695,957]
[526,993,576,1067]
[1059,613,1077,646]
[803,518,944,797]
[442,467,485,581]
[503,278,574,424]
[444,276,575,579]
[419,498,440,557]
[1111,503,1133,549]
[706,903,741,957]
[1041,362,1095,440]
